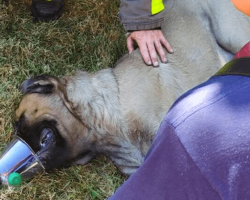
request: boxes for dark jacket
[119,0,165,31]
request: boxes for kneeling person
[108,40,250,200]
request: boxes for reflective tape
[151,0,165,15]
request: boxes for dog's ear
[20,75,56,95]
[20,75,80,121]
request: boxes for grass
[0,157,126,199]
[0,0,127,199]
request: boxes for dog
[14,0,250,176]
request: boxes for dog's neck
[62,69,145,174]
[63,68,127,136]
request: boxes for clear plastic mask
[0,137,45,185]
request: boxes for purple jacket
[108,44,250,199]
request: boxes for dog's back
[114,0,250,120]
[113,0,250,157]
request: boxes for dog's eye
[40,128,54,148]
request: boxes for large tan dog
[15,0,250,176]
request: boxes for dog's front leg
[72,151,96,166]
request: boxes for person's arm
[119,0,173,66]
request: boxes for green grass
[0,0,127,199]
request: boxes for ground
[0,0,127,199]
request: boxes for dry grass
[0,156,126,199]
[0,0,127,199]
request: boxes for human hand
[127,30,173,67]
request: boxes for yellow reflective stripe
[151,0,165,15]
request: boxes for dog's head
[14,75,93,171]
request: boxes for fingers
[159,33,173,54]
[154,31,173,64]
[147,42,159,66]
[126,30,173,67]
[128,32,152,65]
[127,37,135,54]
[154,40,167,64]
[139,42,152,65]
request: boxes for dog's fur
[15,0,250,175]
